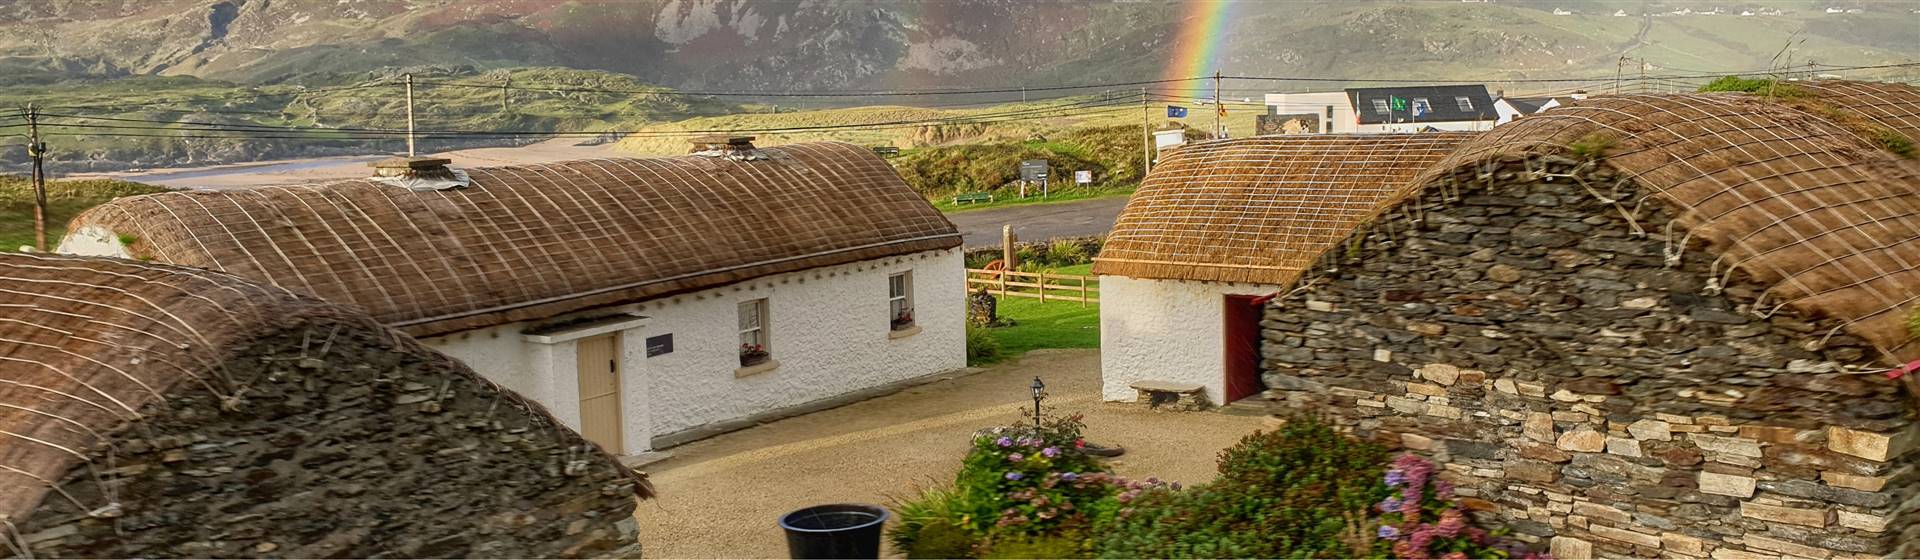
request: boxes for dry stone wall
[1257,158,1918,559]
[12,314,644,559]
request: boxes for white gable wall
[423,248,966,453]
[1098,275,1280,406]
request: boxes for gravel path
[632,348,1269,558]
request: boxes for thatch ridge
[1398,89,1920,363]
[1092,133,1475,285]
[0,252,649,527]
[67,142,961,337]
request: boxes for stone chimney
[370,156,457,181]
[368,156,468,191]
[689,135,757,153]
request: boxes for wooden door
[1223,295,1265,403]
[576,334,623,454]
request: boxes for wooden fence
[964,268,1099,305]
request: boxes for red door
[1224,295,1265,403]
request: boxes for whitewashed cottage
[60,138,967,456]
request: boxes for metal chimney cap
[370,156,453,170]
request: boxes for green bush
[1047,239,1091,266]
[1567,132,1616,160]
[1698,75,1807,98]
[966,323,1002,365]
[890,485,982,558]
[907,519,980,559]
[1092,416,1392,559]
[1908,306,1920,339]
[982,535,1089,559]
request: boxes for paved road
[945,196,1131,247]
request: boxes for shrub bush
[966,323,1002,365]
[981,535,1089,559]
[1092,416,1392,558]
[890,485,983,558]
[1375,454,1537,559]
[1046,239,1091,266]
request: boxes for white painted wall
[1263,91,1355,133]
[422,248,967,453]
[57,226,133,259]
[1356,120,1493,133]
[1098,276,1279,406]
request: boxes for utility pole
[404,73,417,157]
[501,74,511,112]
[26,103,46,252]
[1140,87,1151,177]
[1212,71,1223,139]
[1615,56,1625,94]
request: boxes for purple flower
[1008,453,1025,462]
[1041,447,1060,458]
[1060,472,1078,481]
[1378,525,1400,539]
[1385,469,1406,486]
[1378,497,1403,512]
[996,437,1013,447]
[1005,472,1023,481]
[1171,482,1182,490]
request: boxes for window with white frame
[889,271,914,330]
[1455,96,1474,111]
[738,298,769,365]
[1371,99,1390,114]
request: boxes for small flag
[1389,96,1408,112]
[1217,104,1228,117]
[1413,102,1428,118]
[1167,106,1189,118]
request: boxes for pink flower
[1444,553,1468,560]
[1009,453,1025,462]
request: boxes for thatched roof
[67,143,960,337]
[1407,89,1920,363]
[1797,79,1920,141]
[1092,133,1476,285]
[0,252,649,524]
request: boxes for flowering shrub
[1092,416,1391,558]
[890,414,1130,558]
[1376,454,1545,559]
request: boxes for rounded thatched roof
[1408,90,1920,363]
[66,142,960,337]
[1092,133,1475,285]
[0,252,649,526]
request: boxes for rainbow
[1162,1,1237,95]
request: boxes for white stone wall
[1098,276,1278,405]
[422,248,967,452]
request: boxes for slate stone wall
[14,315,643,559]
[1256,158,1918,559]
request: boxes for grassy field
[973,262,1101,364]
[0,177,171,251]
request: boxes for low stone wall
[14,314,644,559]
[1255,158,1918,558]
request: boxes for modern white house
[1492,92,1586,125]
[1263,85,1499,134]
[1090,133,1474,406]
[59,139,967,456]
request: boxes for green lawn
[932,186,1134,213]
[0,177,171,251]
[985,297,1100,359]
[973,261,1101,364]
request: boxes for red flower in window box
[739,343,769,367]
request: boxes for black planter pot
[778,503,889,559]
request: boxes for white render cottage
[1090,134,1472,406]
[59,138,967,456]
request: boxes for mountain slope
[2,1,1915,90]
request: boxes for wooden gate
[576,334,623,454]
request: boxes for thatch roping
[1092,133,1475,285]
[67,142,960,337]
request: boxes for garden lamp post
[1030,377,1045,427]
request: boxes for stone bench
[1130,380,1211,411]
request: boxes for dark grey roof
[1347,85,1498,124]
[1503,97,1552,114]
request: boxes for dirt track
[631,348,1267,559]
